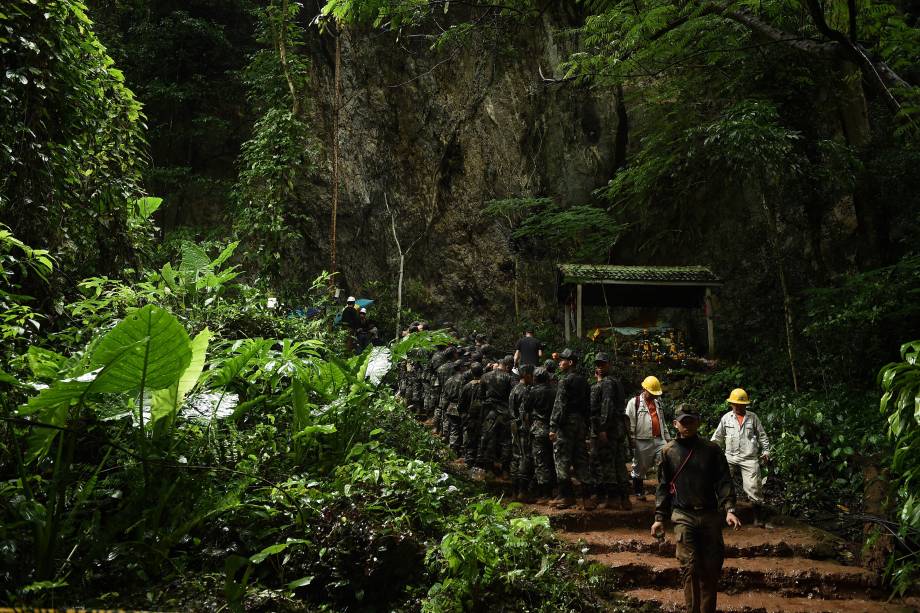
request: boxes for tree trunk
[396,252,404,341]
[613,84,629,171]
[762,195,800,392]
[329,31,341,289]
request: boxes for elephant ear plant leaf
[151,327,212,430]
[18,304,193,462]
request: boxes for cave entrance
[557,264,723,358]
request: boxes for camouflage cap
[674,403,700,422]
[559,348,577,361]
[594,351,610,363]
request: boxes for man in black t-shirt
[514,328,543,368]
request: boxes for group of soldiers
[397,324,775,613]
[397,326,659,511]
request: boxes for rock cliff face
[301,15,623,328]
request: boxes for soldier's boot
[553,481,576,509]
[519,481,536,504]
[598,485,619,510]
[619,485,633,510]
[581,484,598,511]
[595,485,611,510]
[535,484,551,505]
[633,476,646,501]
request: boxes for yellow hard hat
[641,376,663,396]
[727,388,751,405]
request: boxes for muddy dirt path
[505,480,920,612]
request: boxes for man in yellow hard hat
[711,388,772,527]
[625,375,671,501]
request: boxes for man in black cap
[652,404,740,613]
[476,356,514,473]
[589,352,631,510]
[549,349,593,510]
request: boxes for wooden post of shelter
[576,283,583,340]
[705,287,715,356]
[564,305,571,342]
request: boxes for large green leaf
[18,381,92,461]
[134,196,163,219]
[150,328,212,425]
[179,242,211,277]
[91,304,192,392]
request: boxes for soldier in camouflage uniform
[407,347,427,414]
[509,364,535,501]
[434,352,460,441]
[441,360,469,453]
[529,367,557,503]
[589,352,632,510]
[549,348,594,510]
[423,347,447,421]
[435,354,458,436]
[458,362,484,463]
[476,356,514,473]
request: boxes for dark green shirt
[655,435,736,523]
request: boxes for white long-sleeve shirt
[711,410,770,461]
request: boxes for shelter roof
[558,264,721,286]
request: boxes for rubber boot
[633,476,646,501]
[553,481,576,509]
[582,484,597,511]
[753,503,770,528]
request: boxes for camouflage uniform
[528,378,556,488]
[589,373,631,501]
[435,360,457,434]
[550,369,592,489]
[441,368,468,453]
[509,380,532,484]
[476,367,513,470]
[459,376,484,462]
[423,350,448,419]
[409,350,427,412]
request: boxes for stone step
[524,499,759,531]
[592,551,881,598]
[622,587,920,612]
[559,525,845,560]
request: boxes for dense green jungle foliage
[0,230,614,610]
[2,0,920,607]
